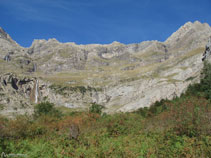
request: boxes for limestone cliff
[0,21,211,116]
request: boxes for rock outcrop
[0,74,48,117]
[0,21,211,116]
[202,37,211,61]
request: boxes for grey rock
[19,59,31,65]
[202,36,211,61]
[11,77,18,90]
[69,123,79,139]
[32,63,37,72]
[4,54,11,62]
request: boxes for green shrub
[149,99,168,115]
[106,117,131,137]
[200,62,211,99]
[34,102,62,118]
[136,99,168,117]
[27,122,47,137]
[186,83,202,96]
[136,107,149,117]
[0,115,47,141]
[89,103,104,114]
[186,62,211,99]
[173,102,206,137]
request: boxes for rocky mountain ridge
[0,21,211,117]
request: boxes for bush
[149,99,168,115]
[34,101,62,118]
[186,83,202,96]
[136,107,149,117]
[170,96,210,137]
[200,62,211,99]
[0,115,47,140]
[173,105,202,137]
[89,103,104,115]
[106,116,130,137]
[136,99,168,118]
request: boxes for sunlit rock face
[0,21,211,116]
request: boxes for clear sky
[0,0,211,47]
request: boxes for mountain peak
[165,21,210,45]
[0,27,8,39]
[0,27,20,47]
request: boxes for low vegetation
[49,84,99,96]
[34,101,62,118]
[89,102,104,115]
[0,63,211,157]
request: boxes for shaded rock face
[19,59,31,65]
[202,37,211,61]
[0,74,34,99]
[0,21,211,116]
[4,54,11,62]
[11,77,18,90]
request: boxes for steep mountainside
[0,21,211,116]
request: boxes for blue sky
[0,0,211,47]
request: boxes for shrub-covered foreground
[0,96,210,158]
[0,63,211,158]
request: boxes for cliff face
[0,21,211,116]
[0,74,37,116]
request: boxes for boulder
[69,123,80,139]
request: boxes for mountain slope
[0,21,211,116]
